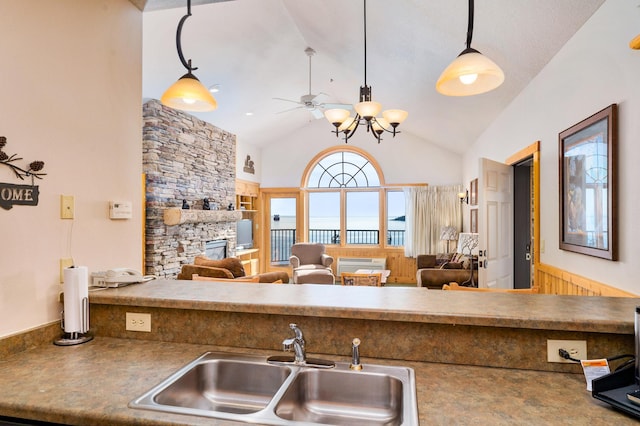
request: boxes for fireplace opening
[205,239,228,260]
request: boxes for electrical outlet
[59,258,74,283]
[60,195,74,219]
[126,312,151,332]
[547,339,587,363]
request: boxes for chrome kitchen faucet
[282,323,306,364]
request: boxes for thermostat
[109,201,132,219]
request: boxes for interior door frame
[506,141,540,287]
[259,188,302,273]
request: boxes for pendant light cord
[176,0,197,73]
[308,53,312,95]
[362,0,368,87]
[466,0,474,49]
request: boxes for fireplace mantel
[163,208,242,226]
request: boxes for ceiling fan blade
[276,105,303,114]
[310,108,324,119]
[320,103,353,110]
[273,97,302,105]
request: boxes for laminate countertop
[0,337,637,426]
[89,279,639,334]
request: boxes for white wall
[464,0,638,293]
[0,0,143,337]
[261,118,462,188]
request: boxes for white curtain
[404,185,462,257]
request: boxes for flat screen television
[236,219,253,250]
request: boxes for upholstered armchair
[177,256,289,283]
[289,243,335,284]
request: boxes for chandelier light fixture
[324,0,408,143]
[161,0,217,112]
[436,0,504,96]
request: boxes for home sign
[0,183,39,210]
[0,135,46,210]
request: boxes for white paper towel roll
[63,266,89,333]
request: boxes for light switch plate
[60,195,74,219]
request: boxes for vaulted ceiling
[137,0,605,153]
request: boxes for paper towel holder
[54,296,93,346]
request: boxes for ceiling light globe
[324,108,350,126]
[382,109,409,126]
[371,117,390,133]
[459,73,478,85]
[354,101,382,120]
[161,73,218,112]
[338,116,357,132]
[436,50,504,96]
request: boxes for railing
[270,229,296,263]
[269,228,405,263]
[387,230,405,246]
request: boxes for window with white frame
[305,149,404,246]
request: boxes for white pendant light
[436,0,504,96]
[161,0,217,112]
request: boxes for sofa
[416,253,477,289]
[177,256,290,283]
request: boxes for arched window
[307,151,380,188]
[303,147,404,247]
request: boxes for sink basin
[130,351,418,425]
[275,368,404,425]
[130,352,292,419]
[154,359,291,414]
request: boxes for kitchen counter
[0,337,637,425]
[90,279,638,334]
[86,280,637,372]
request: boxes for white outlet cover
[126,312,151,332]
[547,339,587,363]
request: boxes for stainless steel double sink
[129,351,418,425]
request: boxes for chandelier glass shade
[436,0,504,96]
[325,0,407,143]
[161,0,217,112]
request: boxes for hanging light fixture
[161,0,217,112]
[324,0,408,144]
[436,0,504,96]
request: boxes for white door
[478,158,513,289]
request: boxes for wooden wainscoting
[536,263,635,297]
[324,247,417,285]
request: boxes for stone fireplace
[205,239,228,260]
[143,99,238,278]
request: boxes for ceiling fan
[274,47,352,119]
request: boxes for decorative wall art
[470,209,478,233]
[559,104,617,260]
[0,136,46,210]
[470,178,478,206]
[243,155,255,174]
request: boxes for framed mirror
[559,104,617,260]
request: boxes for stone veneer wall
[143,99,237,277]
